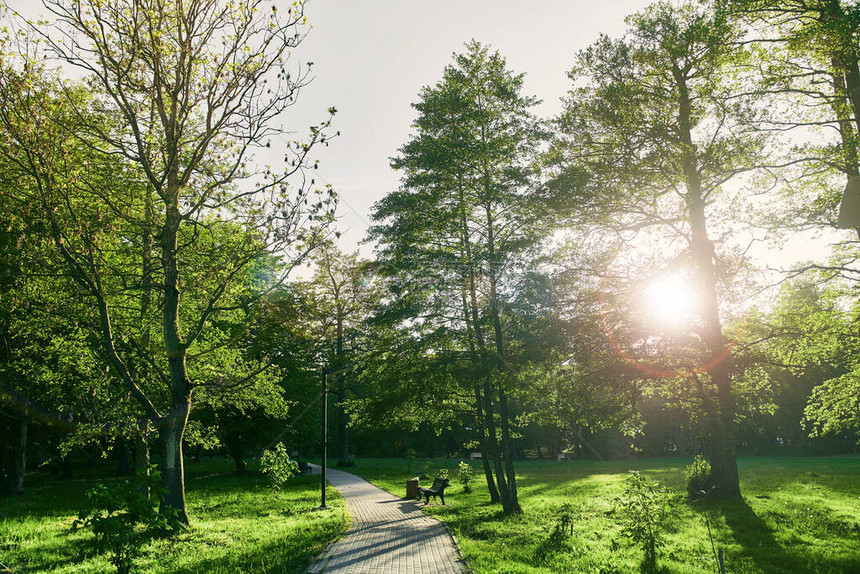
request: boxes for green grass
[349,456,860,574]
[0,459,348,573]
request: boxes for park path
[305,466,468,573]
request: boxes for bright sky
[287,0,845,270]
[12,0,844,271]
[287,0,654,251]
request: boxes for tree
[371,41,556,513]
[296,244,378,464]
[725,1,860,448]
[552,1,766,498]
[0,0,335,523]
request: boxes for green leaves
[72,468,183,574]
[259,442,299,491]
[615,471,670,569]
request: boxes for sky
[13,0,844,271]
[286,0,655,252]
[285,0,844,270]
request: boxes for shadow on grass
[178,522,343,574]
[710,499,796,574]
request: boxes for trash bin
[406,477,419,499]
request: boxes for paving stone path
[306,466,468,573]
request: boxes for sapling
[457,461,474,493]
[260,443,298,491]
[615,471,670,571]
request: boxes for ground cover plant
[0,460,347,573]
[350,456,860,573]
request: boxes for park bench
[417,476,450,505]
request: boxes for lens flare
[643,273,696,329]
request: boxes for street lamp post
[319,366,353,510]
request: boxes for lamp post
[319,366,353,510]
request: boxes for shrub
[534,502,578,561]
[260,443,299,491]
[552,502,577,537]
[457,461,474,493]
[405,448,417,474]
[72,468,182,574]
[615,471,669,571]
[419,459,433,479]
[685,454,713,499]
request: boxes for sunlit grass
[0,459,348,573]
[350,456,860,574]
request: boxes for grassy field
[349,456,860,574]
[0,459,348,573]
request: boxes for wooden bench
[417,476,450,505]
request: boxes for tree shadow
[707,499,795,574]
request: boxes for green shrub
[534,502,579,561]
[615,471,669,571]
[457,461,474,493]
[72,468,182,574]
[419,459,433,479]
[405,448,417,474]
[260,443,298,491]
[685,454,713,498]
[552,502,577,537]
[436,467,449,480]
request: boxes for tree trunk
[496,382,521,513]
[10,411,28,495]
[337,378,349,463]
[135,419,151,499]
[160,199,192,523]
[158,401,190,523]
[115,438,131,476]
[228,437,246,474]
[675,64,741,499]
[462,292,500,503]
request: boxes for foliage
[804,371,860,445]
[405,448,417,474]
[0,0,337,523]
[552,0,765,498]
[259,443,299,491]
[72,469,182,574]
[685,454,714,499]
[615,471,670,570]
[370,39,560,513]
[552,502,577,538]
[457,461,474,493]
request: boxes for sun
[642,273,697,329]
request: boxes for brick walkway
[306,466,468,573]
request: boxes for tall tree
[297,244,377,464]
[553,1,765,498]
[371,41,554,513]
[726,1,860,446]
[0,0,335,523]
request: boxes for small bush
[405,448,417,474]
[457,461,474,493]
[260,443,298,491]
[72,468,182,574]
[419,459,433,479]
[535,502,578,561]
[615,471,669,571]
[685,454,713,499]
[552,502,577,537]
[436,467,449,480]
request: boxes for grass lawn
[0,459,348,573]
[349,455,860,574]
